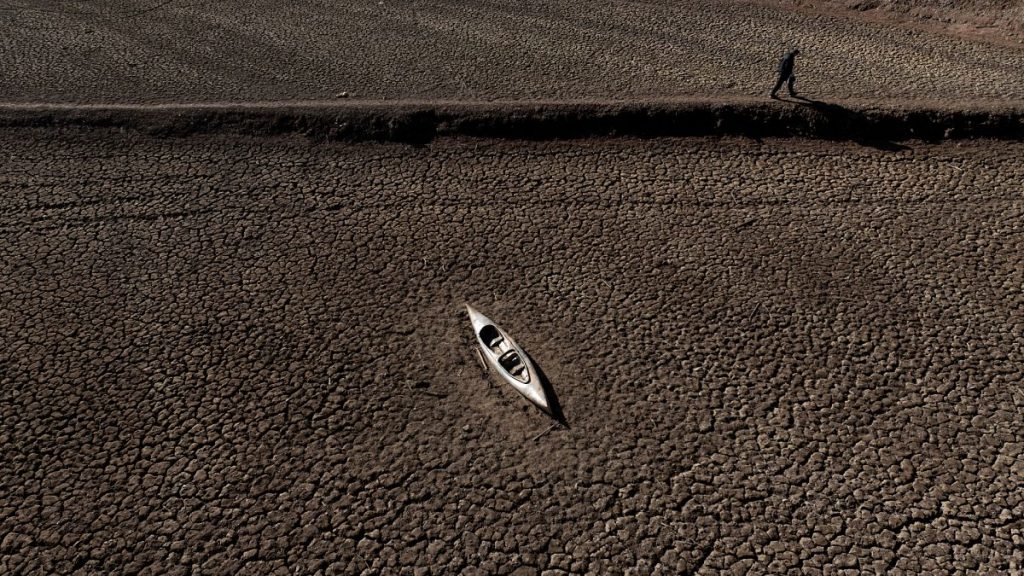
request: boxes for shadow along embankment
[0,100,1021,143]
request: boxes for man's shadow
[782,95,910,152]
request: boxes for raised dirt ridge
[1,99,1023,143]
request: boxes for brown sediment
[2,131,1022,573]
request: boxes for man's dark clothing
[771,50,799,98]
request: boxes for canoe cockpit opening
[478,325,504,352]
[498,350,529,383]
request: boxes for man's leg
[787,74,797,96]
[770,75,786,98]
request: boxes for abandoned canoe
[466,304,552,415]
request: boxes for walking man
[770,48,800,99]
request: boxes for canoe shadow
[524,351,569,427]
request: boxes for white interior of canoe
[477,324,530,384]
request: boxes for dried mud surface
[2,0,1023,103]
[775,0,1024,44]
[2,130,1023,574]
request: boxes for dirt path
[1,96,1022,110]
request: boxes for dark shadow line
[788,95,912,151]
[525,350,569,428]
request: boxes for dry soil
[2,0,1023,103]
[2,130,1022,574]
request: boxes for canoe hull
[466,304,552,415]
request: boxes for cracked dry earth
[2,0,1024,103]
[2,130,1024,575]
